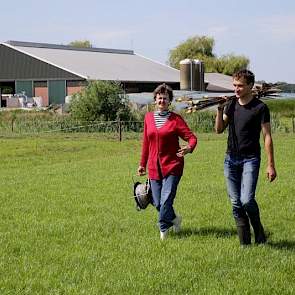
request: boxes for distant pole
[190,60,193,91]
[11,117,15,132]
[118,119,122,142]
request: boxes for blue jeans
[224,154,261,219]
[150,175,181,232]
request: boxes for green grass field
[0,133,294,294]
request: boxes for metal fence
[0,119,144,140]
[0,114,294,140]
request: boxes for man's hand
[266,165,277,182]
[217,96,230,111]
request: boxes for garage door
[48,80,66,104]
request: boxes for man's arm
[215,106,229,133]
[261,122,277,182]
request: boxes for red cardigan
[140,112,197,180]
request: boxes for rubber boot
[235,216,251,246]
[248,214,266,244]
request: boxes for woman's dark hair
[233,69,255,85]
[153,83,173,101]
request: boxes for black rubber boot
[248,214,267,244]
[235,216,251,246]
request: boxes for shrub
[69,81,134,121]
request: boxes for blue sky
[1,0,295,83]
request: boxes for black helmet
[133,179,152,210]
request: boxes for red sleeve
[140,114,149,167]
[176,115,197,152]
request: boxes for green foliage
[168,36,215,69]
[1,103,295,134]
[68,40,92,48]
[69,80,134,121]
[264,98,295,117]
[168,35,249,75]
[181,110,216,133]
[0,134,294,294]
[215,54,249,75]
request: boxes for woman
[138,83,197,240]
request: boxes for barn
[0,40,180,107]
[0,40,234,107]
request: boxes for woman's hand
[137,166,146,176]
[176,146,191,157]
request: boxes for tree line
[168,35,249,76]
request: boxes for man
[215,69,277,246]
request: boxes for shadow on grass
[267,240,295,251]
[176,228,295,251]
[175,226,236,239]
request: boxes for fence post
[11,118,15,132]
[118,120,122,141]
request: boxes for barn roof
[4,41,179,83]
[2,41,235,91]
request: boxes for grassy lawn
[0,133,294,294]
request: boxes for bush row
[0,109,294,135]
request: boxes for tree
[216,54,249,75]
[69,81,133,121]
[168,36,215,69]
[168,35,250,76]
[68,40,92,48]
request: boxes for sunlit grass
[0,133,294,294]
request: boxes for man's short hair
[233,69,255,85]
[153,83,173,101]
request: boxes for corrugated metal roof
[4,41,179,83]
[6,40,134,54]
[2,41,236,91]
[205,73,234,92]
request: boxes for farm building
[0,40,234,107]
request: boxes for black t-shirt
[224,97,270,157]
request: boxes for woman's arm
[138,115,149,175]
[176,116,197,157]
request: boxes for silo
[193,59,205,91]
[180,59,205,91]
[180,59,193,90]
